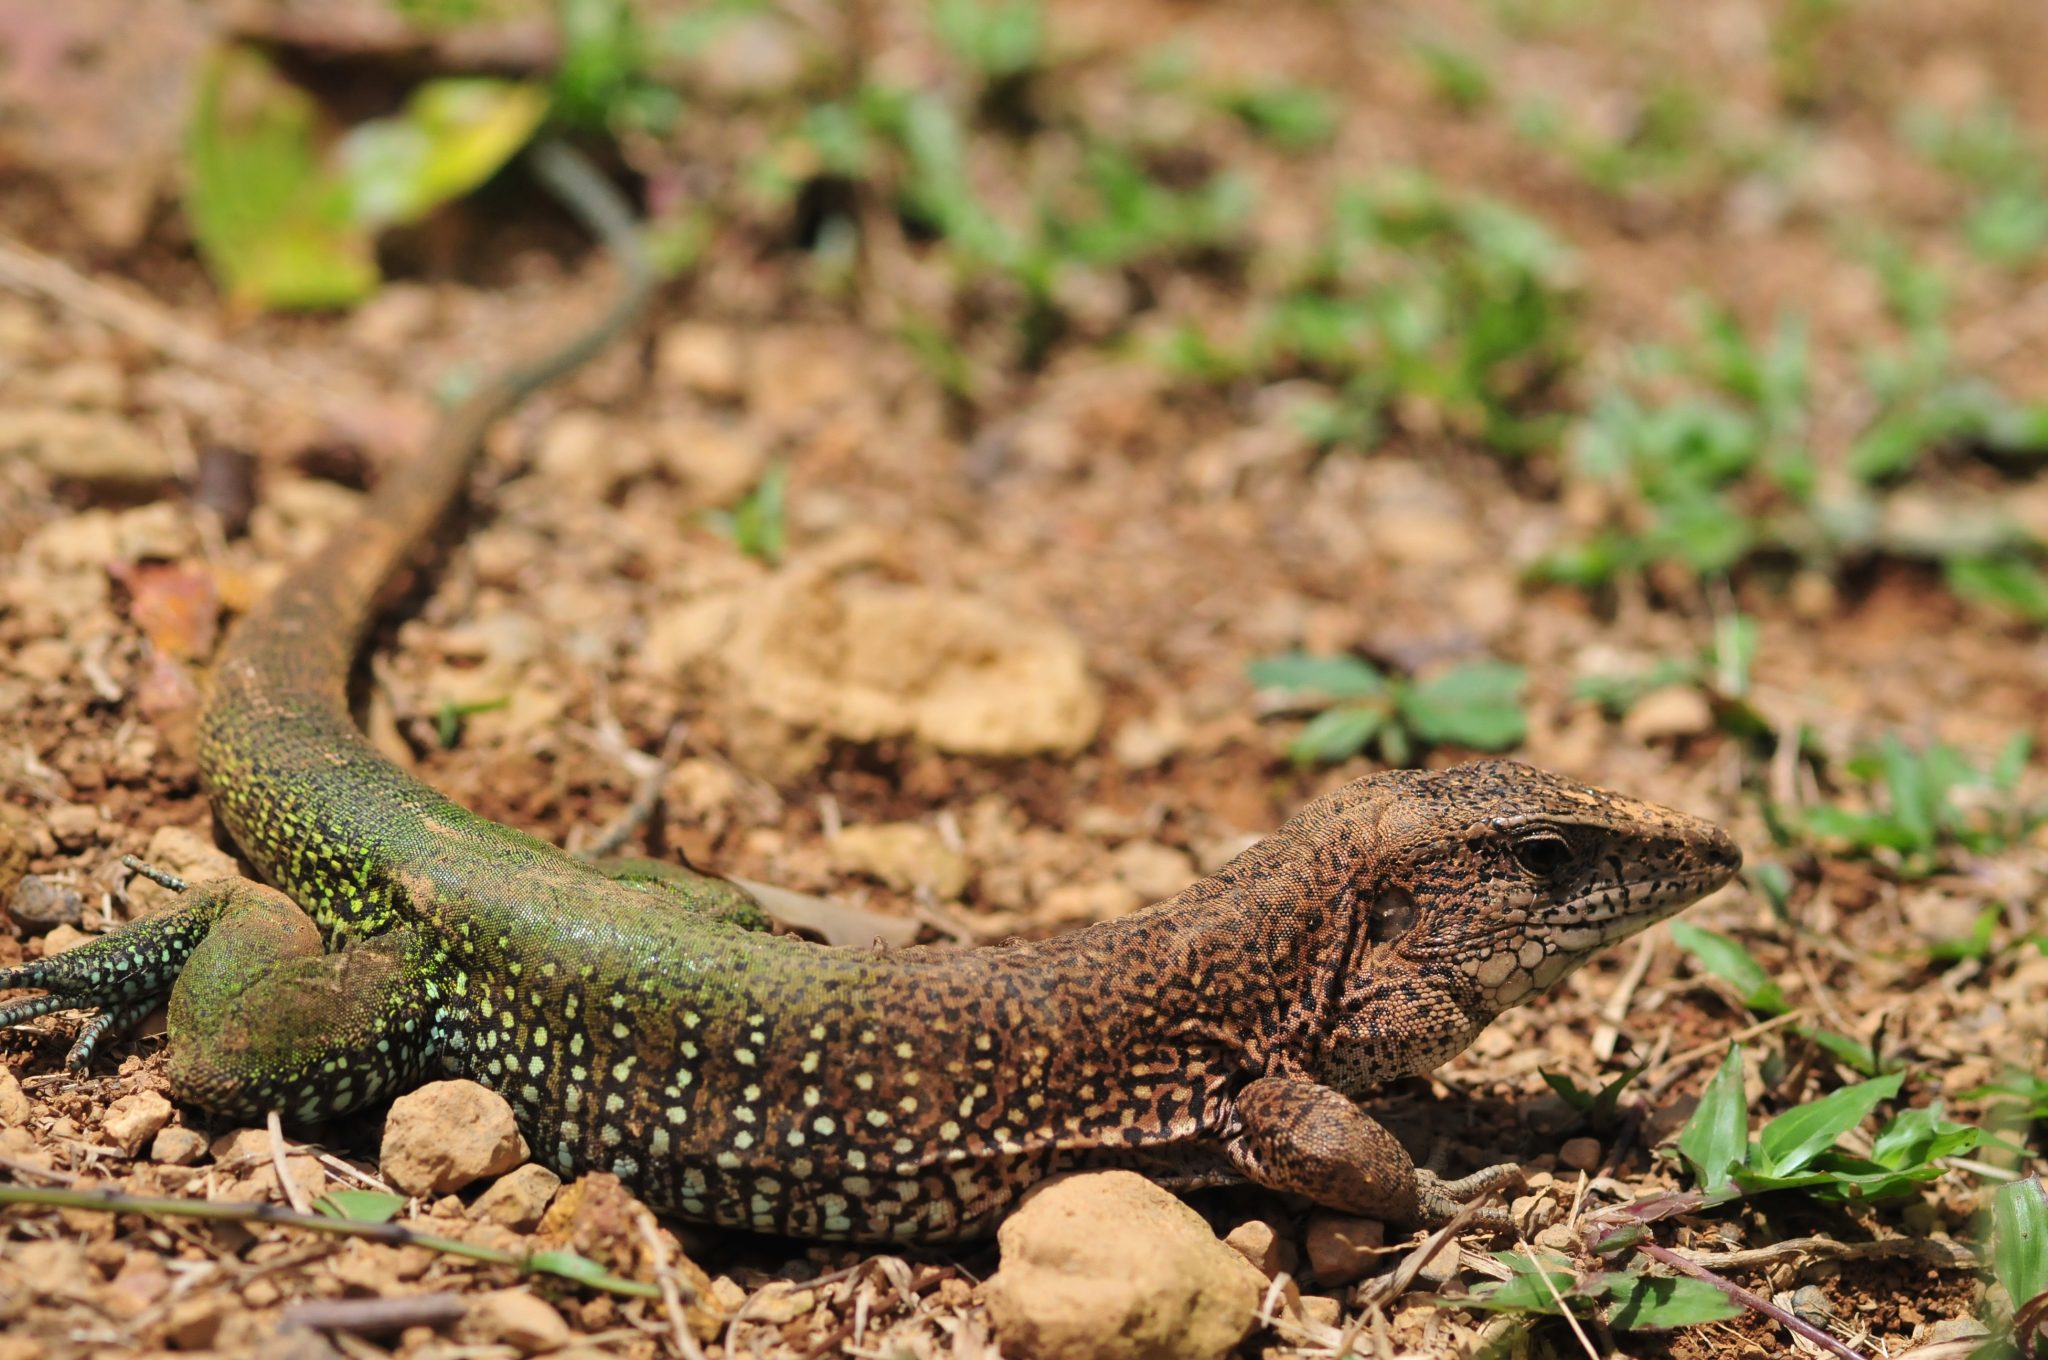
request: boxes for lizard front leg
[0,877,440,1123]
[1226,1074,1520,1227]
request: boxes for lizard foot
[1415,1163,1524,1229]
[0,863,231,1070]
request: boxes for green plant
[1513,81,1741,199]
[1901,99,2048,268]
[1170,173,1578,457]
[1676,1046,1979,1204]
[1535,304,1814,589]
[1543,1064,1643,1134]
[1573,610,1768,742]
[930,0,1047,83]
[1985,1178,2048,1358]
[1408,39,1495,114]
[1248,653,1526,766]
[1454,1249,1739,1330]
[1213,84,1338,151]
[1795,734,2038,878]
[183,46,546,309]
[1668,922,1900,1077]
[708,462,790,565]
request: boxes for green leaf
[1605,1273,1742,1330]
[312,1189,407,1224]
[1994,1178,2048,1312]
[1246,653,1389,700]
[1754,1072,1903,1178]
[1669,921,1788,1015]
[1946,554,2048,623]
[1869,1101,1979,1170]
[183,45,377,309]
[1677,1045,1749,1191]
[1288,705,1386,765]
[1794,1025,1887,1078]
[1398,661,1527,750]
[338,79,548,230]
[523,1248,653,1295]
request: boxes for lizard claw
[1414,1162,1523,1229]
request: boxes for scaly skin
[0,144,1742,1242]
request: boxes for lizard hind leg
[162,880,442,1124]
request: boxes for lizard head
[1359,760,1741,1015]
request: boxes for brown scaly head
[1242,760,1742,1092]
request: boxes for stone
[463,1289,569,1356]
[1108,841,1197,903]
[162,1294,228,1349]
[100,1091,173,1156]
[126,825,240,914]
[44,804,102,851]
[9,876,84,929]
[1222,1218,1296,1279]
[1558,1136,1602,1172]
[655,322,745,401]
[0,806,33,903]
[1304,1213,1385,1285]
[149,1126,210,1165]
[471,1164,563,1232]
[830,822,971,898]
[722,572,1101,757]
[0,407,173,486]
[1298,1294,1343,1328]
[380,1081,526,1196]
[0,1068,32,1126]
[1621,684,1714,742]
[984,1170,1265,1360]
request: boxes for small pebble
[100,1091,173,1156]
[1558,1136,1602,1172]
[464,1289,569,1356]
[380,1080,525,1196]
[471,1164,563,1232]
[149,1126,210,1165]
[985,1170,1266,1360]
[1303,1213,1384,1285]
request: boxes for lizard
[0,140,1742,1243]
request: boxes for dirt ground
[2,0,2045,1357]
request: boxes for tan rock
[1622,684,1713,742]
[831,822,970,898]
[464,1288,569,1355]
[471,1163,563,1232]
[162,1293,228,1349]
[126,825,240,914]
[1298,1294,1343,1328]
[1222,1218,1297,1279]
[0,1067,33,1127]
[149,1125,209,1165]
[1558,1136,1602,1172]
[1304,1213,1384,1285]
[656,321,746,400]
[380,1080,525,1196]
[100,1091,173,1156]
[0,805,33,903]
[40,923,92,955]
[0,407,173,486]
[723,572,1101,757]
[1108,841,1197,903]
[984,1170,1265,1360]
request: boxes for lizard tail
[197,138,655,904]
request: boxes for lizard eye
[1511,831,1573,881]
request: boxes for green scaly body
[0,143,1742,1242]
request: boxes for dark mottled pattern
[0,149,1744,1242]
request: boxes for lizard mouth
[1539,864,1739,943]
